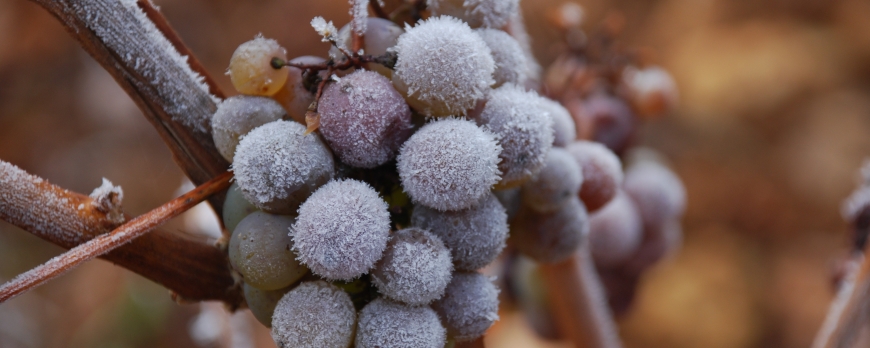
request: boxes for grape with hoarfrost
[512,197,589,263]
[355,297,446,348]
[371,228,453,305]
[228,36,288,96]
[566,140,623,212]
[397,118,501,211]
[428,0,519,28]
[521,147,583,213]
[475,28,527,87]
[229,212,307,290]
[212,95,286,162]
[222,182,260,234]
[411,192,508,271]
[319,70,413,168]
[291,179,391,280]
[539,97,577,147]
[271,56,326,124]
[572,94,634,153]
[624,219,682,274]
[433,272,500,342]
[244,283,290,327]
[232,120,334,215]
[271,281,356,348]
[624,160,686,228]
[588,192,643,268]
[329,18,404,77]
[474,84,554,188]
[392,16,495,116]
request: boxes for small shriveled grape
[222,182,259,234]
[371,228,453,305]
[212,95,286,162]
[228,36,288,96]
[433,272,500,342]
[355,298,446,348]
[229,212,307,290]
[271,281,356,348]
[565,140,623,212]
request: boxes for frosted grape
[623,160,686,228]
[212,95,286,162]
[521,148,583,213]
[565,140,623,212]
[271,56,326,124]
[512,197,589,264]
[411,193,508,271]
[432,272,500,342]
[588,192,643,268]
[228,212,307,290]
[291,179,391,280]
[623,66,679,118]
[573,94,634,153]
[371,228,453,305]
[624,219,682,274]
[329,18,404,77]
[397,118,501,211]
[392,16,495,116]
[475,84,554,188]
[319,70,413,168]
[244,283,290,327]
[228,36,288,96]
[271,281,356,348]
[427,0,519,28]
[222,182,260,234]
[232,120,334,215]
[355,297,447,348]
[474,28,527,87]
[539,97,577,147]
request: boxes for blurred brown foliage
[1,0,869,347]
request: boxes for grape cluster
[212,2,685,346]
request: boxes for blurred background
[1,0,869,347]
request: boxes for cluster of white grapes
[208,0,685,346]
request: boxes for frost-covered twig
[540,246,623,348]
[813,252,870,348]
[0,161,241,305]
[30,0,230,212]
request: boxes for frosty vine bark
[29,0,230,212]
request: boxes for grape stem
[369,0,390,19]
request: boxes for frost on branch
[89,178,125,226]
[311,16,339,43]
[71,0,220,134]
[349,0,368,35]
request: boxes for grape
[427,0,519,29]
[432,272,500,342]
[512,197,589,263]
[211,95,286,162]
[271,281,356,348]
[222,182,260,234]
[329,18,404,77]
[228,35,289,96]
[244,282,290,327]
[271,56,326,124]
[392,16,495,116]
[232,120,334,215]
[411,193,508,271]
[565,140,623,212]
[371,228,453,305]
[572,93,635,153]
[319,70,413,168]
[623,160,686,228]
[474,28,527,87]
[355,297,446,348]
[474,84,554,188]
[588,192,643,269]
[538,97,577,147]
[291,179,391,281]
[623,66,679,119]
[397,118,501,211]
[228,212,307,290]
[521,148,583,213]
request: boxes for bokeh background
[1,0,870,347]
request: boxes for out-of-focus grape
[427,0,519,29]
[588,192,643,268]
[521,147,583,213]
[475,28,527,87]
[566,140,623,212]
[512,196,589,263]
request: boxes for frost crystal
[371,228,453,305]
[539,97,577,147]
[271,281,356,348]
[311,16,338,42]
[428,0,519,29]
[475,28,527,87]
[355,298,446,348]
[349,0,369,35]
[411,193,508,271]
[392,16,495,116]
[212,96,286,162]
[232,120,334,215]
[475,84,554,187]
[89,178,124,225]
[432,272,500,342]
[291,179,391,280]
[397,118,502,211]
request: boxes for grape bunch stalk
[0,0,688,347]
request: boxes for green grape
[244,282,291,327]
[228,212,307,290]
[222,183,260,235]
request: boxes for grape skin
[355,297,446,348]
[539,97,577,147]
[222,182,260,234]
[371,228,453,305]
[228,36,289,96]
[521,147,584,213]
[271,281,356,348]
[432,272,500,342]
[244,282,290,327]
[565,140,623,212]
[474,28,527,87]
[228,212,307,290]
[588,192,643,269]
[623,160,686,228]
[512,196,589,264]
[211,95,286,162]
